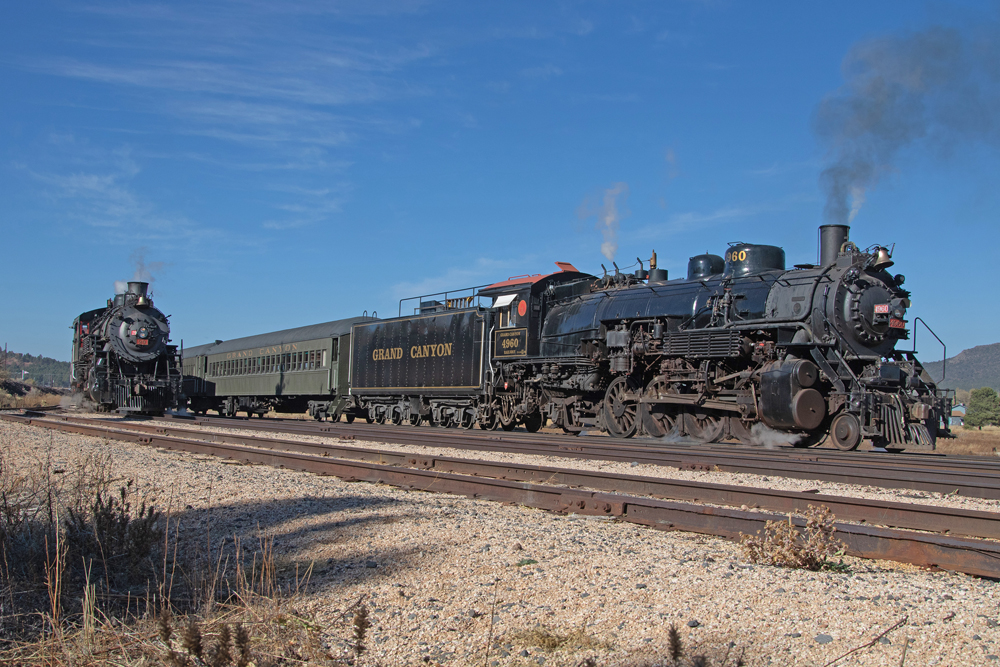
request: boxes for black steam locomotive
[349,224,950,450]
[71,281,181,415]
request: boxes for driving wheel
[639,376,681,438]
[603,376,638,438]
[684,412,725,444]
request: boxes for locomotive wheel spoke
[391,407,404,426]
[408,413,421,426]
[684,412,724,444]
[639,376,680,438]
[603,376,638,439]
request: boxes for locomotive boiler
[350,224,950,451]
[71,281,181,414]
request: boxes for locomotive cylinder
[819,224,850,266]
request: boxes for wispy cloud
[520,63,563,79]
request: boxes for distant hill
[1,351,71,387]
[922,343,1000,392]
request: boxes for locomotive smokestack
[819,224,849,266]
[126,281,149,298]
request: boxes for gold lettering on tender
[373,347,403,361]
[407,342,454,359]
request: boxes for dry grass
[0,438,366,667]
[935,425,1000,456]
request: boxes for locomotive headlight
[892,306,905,319]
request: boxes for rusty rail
[5,412,1000,578]
[157,414,1000,499]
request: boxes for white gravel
[4,415,1000,666]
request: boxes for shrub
[739,505,847,571]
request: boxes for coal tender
[351,224,951,450]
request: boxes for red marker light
[504,382,508,390]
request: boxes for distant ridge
[921,343,1000,392]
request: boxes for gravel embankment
[3,416,999,666]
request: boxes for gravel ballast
[4,417,1000,666]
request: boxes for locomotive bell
[872,247,894,270]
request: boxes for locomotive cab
[478,262,593,359]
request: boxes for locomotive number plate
[874,304,890,314]
[889,318,906,329]
[136,339,149,346]
[495,328,528,357]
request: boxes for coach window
[331,339,339,363]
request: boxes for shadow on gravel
[165,491,444,593]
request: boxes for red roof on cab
[482,262,581,291]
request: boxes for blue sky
[2,1,998,365]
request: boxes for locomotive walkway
[6,410,1000,579]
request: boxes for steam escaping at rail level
[815,21,1000,225]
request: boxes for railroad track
[5,411,1000,578]
[154,413,1000,499]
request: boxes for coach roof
[183,316,377,358]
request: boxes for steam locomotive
[184,223,951,450]
[71,281,181,415]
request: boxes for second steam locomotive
[71,281,181,415]
[184,223,951,451]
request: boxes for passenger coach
[182,316,375,419]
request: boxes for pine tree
[965,387,1000,430]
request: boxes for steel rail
[155,414,1000,499]
[6,413,1000,578]
[45,414,1000,541]
[169,413,1000,473]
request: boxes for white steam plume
[577,182,630,262]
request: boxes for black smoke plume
[815,20,1000,223]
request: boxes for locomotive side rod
[42,414,1000,541]
[7,412,1000,579]
[155,413,1000,499]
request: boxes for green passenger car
[182,316,375,419]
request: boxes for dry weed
[509,623,612,653]
[739,505,846,571]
